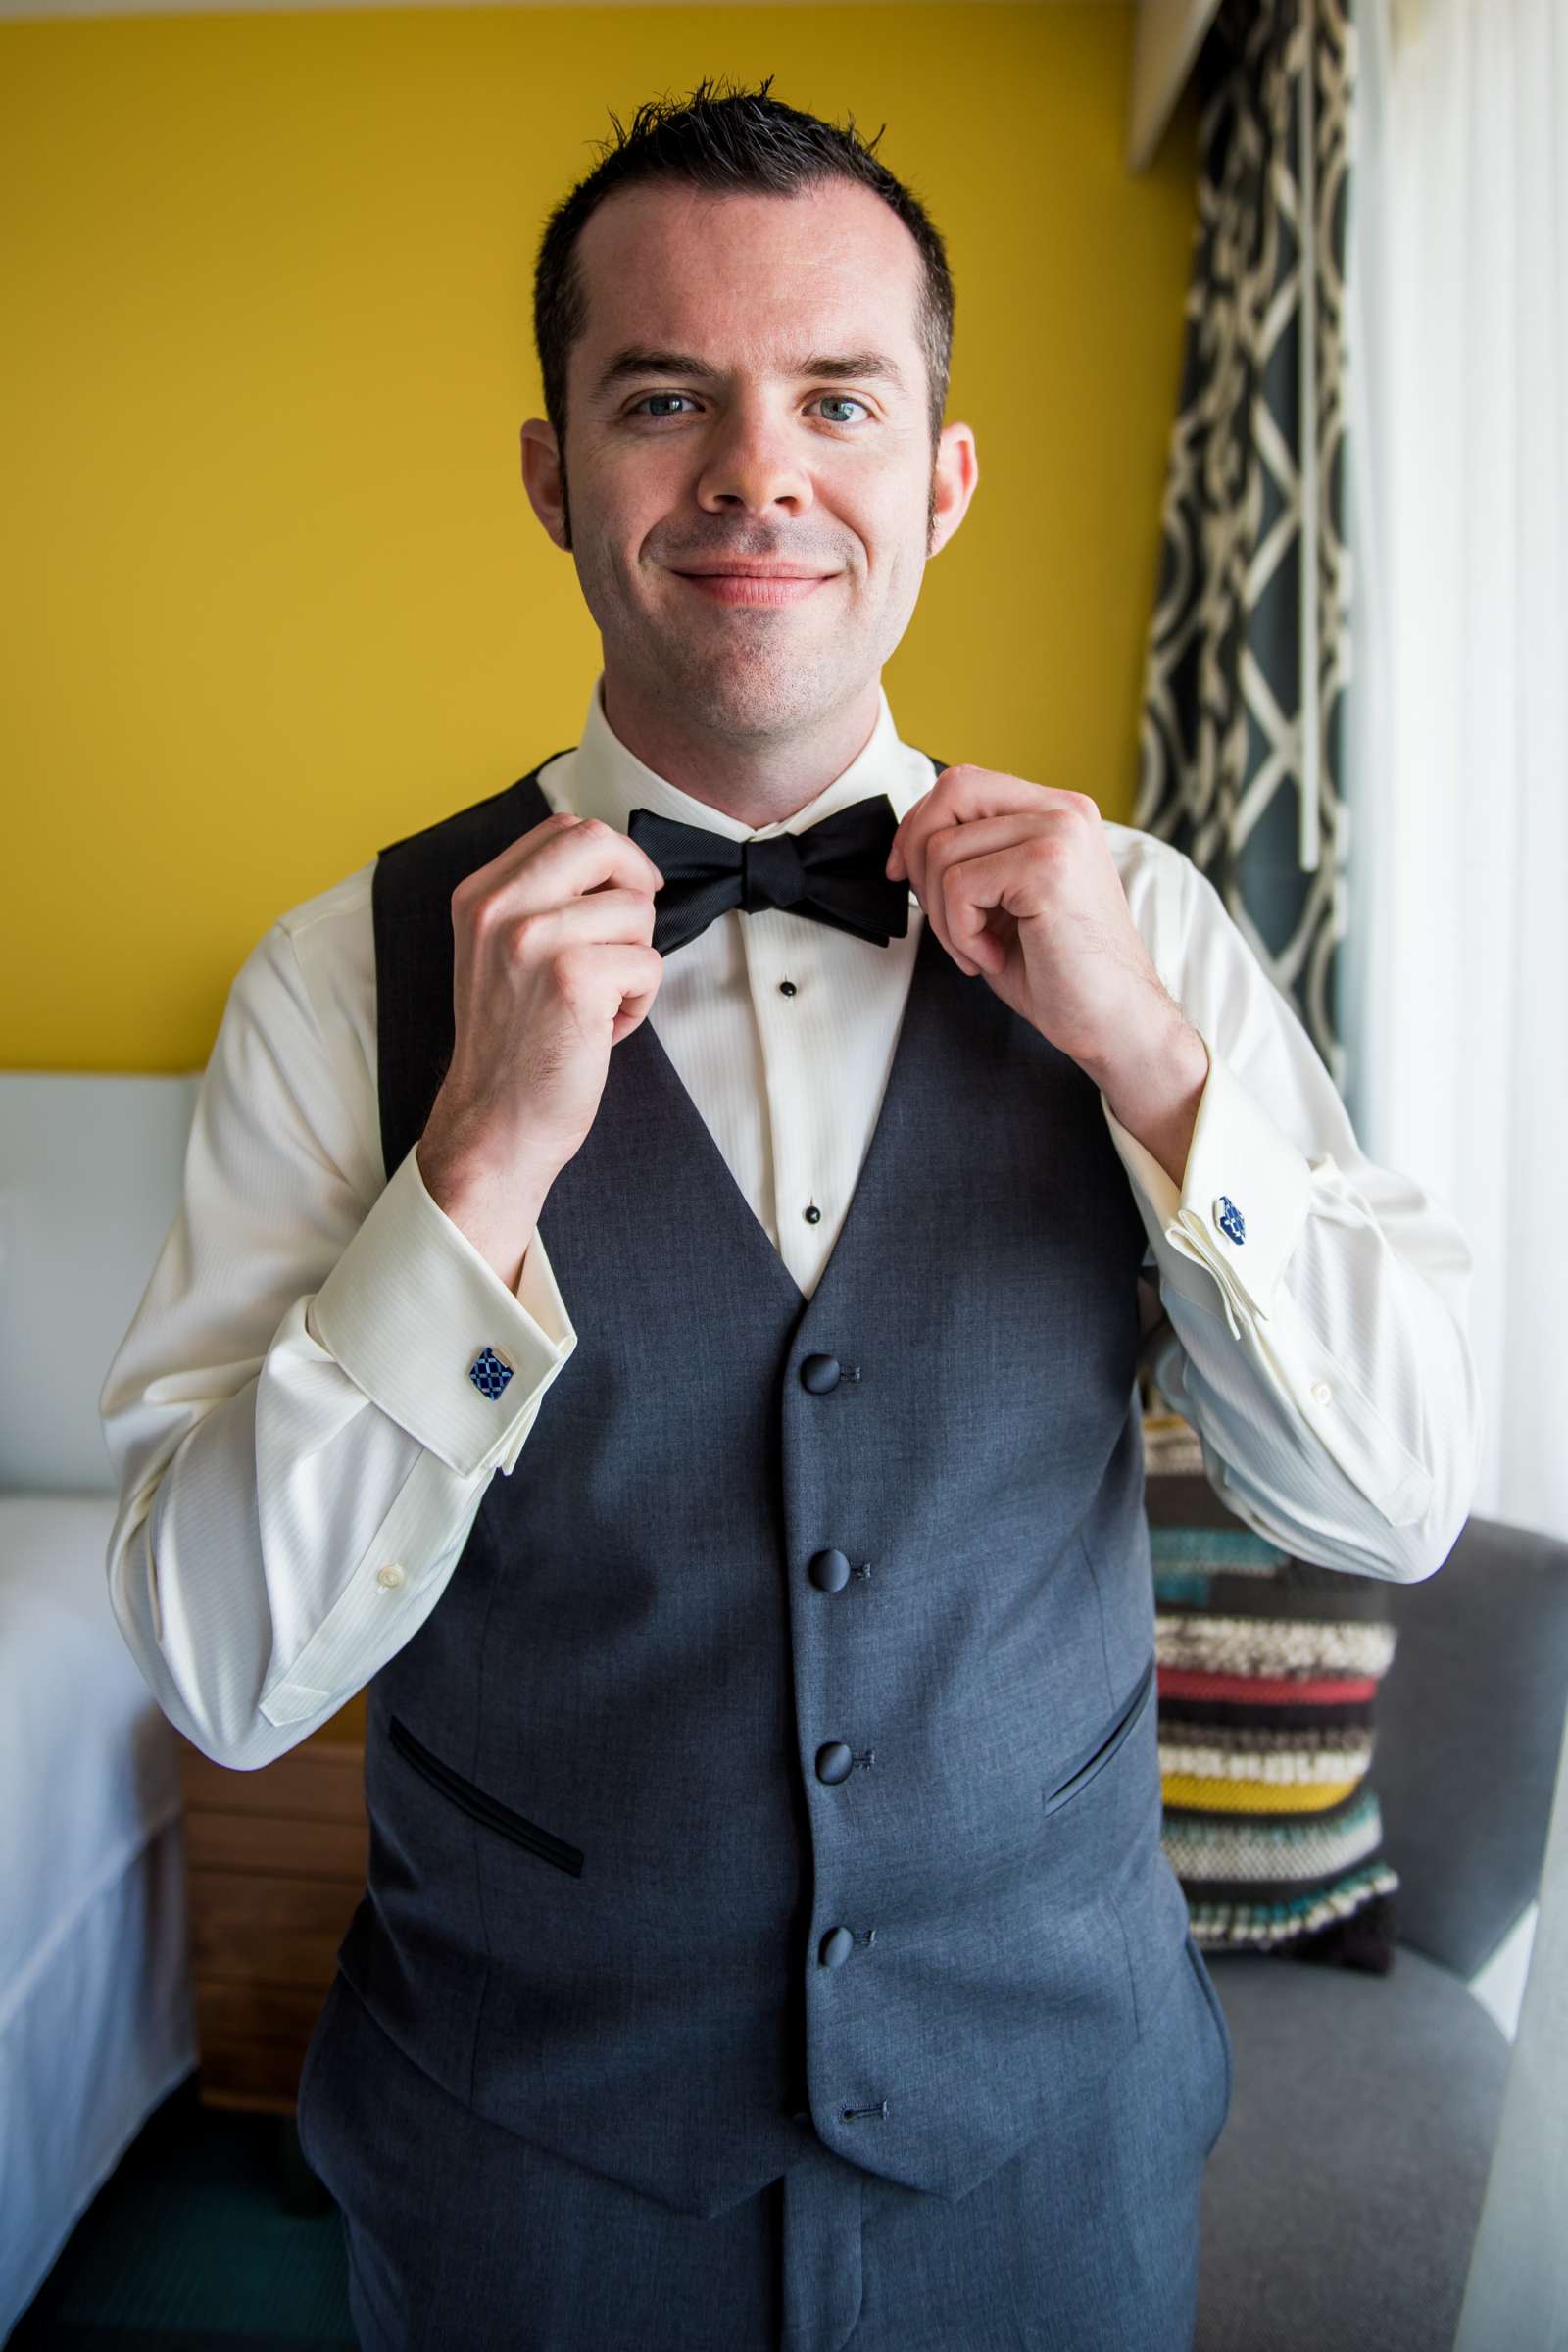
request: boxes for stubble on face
[557,180,943,752]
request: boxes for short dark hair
[532,74,955,495]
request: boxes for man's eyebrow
[591,346,911,401]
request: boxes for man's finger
[891,766,1053,895]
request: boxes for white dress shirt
[100,672,1486,1771]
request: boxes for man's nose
[697,403,812,514]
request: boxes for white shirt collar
[547,672,937,859]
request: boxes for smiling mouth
[673,571,838,607]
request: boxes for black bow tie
[626,796,911,956]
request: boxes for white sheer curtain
[1343,0,1568,2337]
[1341,0,1567,1544]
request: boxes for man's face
[521,178,977,743]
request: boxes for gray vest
[339,757,1190,2222]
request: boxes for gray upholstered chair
[1193,1509,1568,2351]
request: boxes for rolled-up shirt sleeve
[1100,829,1485,1583]
[99,876,576,1772]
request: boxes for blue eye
[630,393,872,426]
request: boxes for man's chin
[651,639,824,701]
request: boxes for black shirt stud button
[800,1354,841,1394]
[816,1742,855,1785]
[804,1203,821,1224]
[779,979,797,997]
[808,1548,852,1592]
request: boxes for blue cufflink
[469,1346,514,1400]
[1215,1196,1247,1246]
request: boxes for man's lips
[671,567,839,607]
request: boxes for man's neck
[600,674,883,832]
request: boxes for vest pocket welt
[1040,1653,1157,1821]
[389,1714,585,1877]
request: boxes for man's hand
[416,813,666,1290]
[886,765,1208,1183]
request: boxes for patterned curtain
[1134,0,1355,1090]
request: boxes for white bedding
[0,1493,197,2343]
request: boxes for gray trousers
[297,1945,1231,2352]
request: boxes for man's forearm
[1087,1012,1210,1192]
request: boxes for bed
[0,1072,203,2343]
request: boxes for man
[102,75,1482,2352]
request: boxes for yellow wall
[0,6,1198,1073]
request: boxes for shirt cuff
[1102,1031,1314,1338]
[310,1142,575,1478]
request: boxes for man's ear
[928,420,979,562]
[521,418,568,552]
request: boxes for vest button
[819,1926,855,1968]
[800,1353,841,1394]
[808,1547,852,1592]
[816,1741,854,1785]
